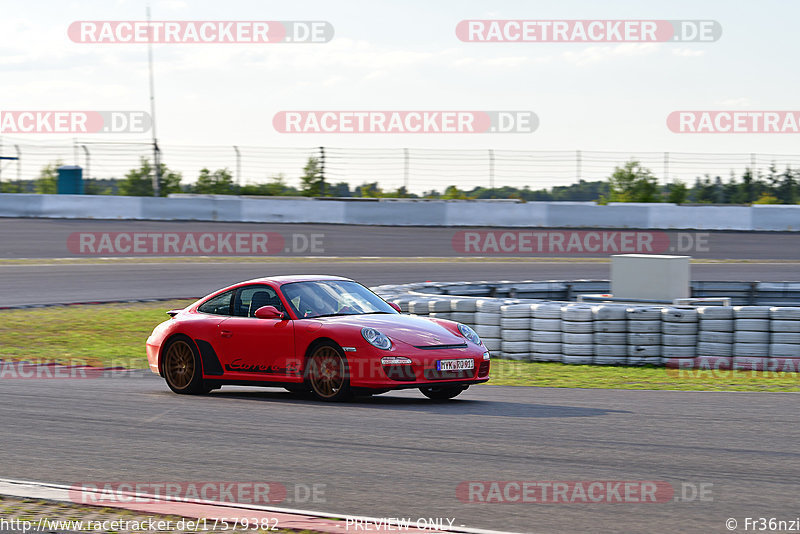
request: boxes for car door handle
[220,330,233,338]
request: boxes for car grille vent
[424,368,477,380]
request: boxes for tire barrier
[770,307,800,359]
[372,281,800,369]
[560,304,594,365]
[626,307,662,366]
[500,304,535,361]
[661,308,698,362]
[372,280,800,306]
[531,303,563,362]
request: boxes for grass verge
[0,299,196,368]
[1,301,799,391]
[490,360,800,392]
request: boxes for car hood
[318,314,467,348]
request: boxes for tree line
[1,157,798,205]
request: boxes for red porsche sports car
[146,275,490,401]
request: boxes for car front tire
[305,341,352,402]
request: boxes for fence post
[233,145,241,185]
[152,144,161,197]
[576,149,581,182]
[14,145,21,181]
[403,147,409,190]
[489,149,495,189]
[82,145,90,181]
[664,151,669,184]
[319,146,326,196]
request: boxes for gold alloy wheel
[164,340,196,390]
[308,345,346,399]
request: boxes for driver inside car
[286,283,338,318]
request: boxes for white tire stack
[428,298,453,321]
[626,307,662,365]
[500,304,534,361]
[450,298,478,327]
[475,299,504,353]
[408,298,433,316]
[530,302,563,362]
[390,295,415,313]
[592,304,628,365]
[732,306,771,369]
[769,307,800,364]
[695,306,734,370]
[661,307,698,364]
[560,304,594,364]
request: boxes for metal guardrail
[412,280,800,306]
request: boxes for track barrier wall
[2,194,800,231]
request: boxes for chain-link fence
[2,137,800,194]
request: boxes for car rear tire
[419,385,467,400]
[305,342,352,402]
[162,337,208,395]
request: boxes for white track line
[0,477,520,534]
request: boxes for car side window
[233,285,285,317]
[197,290,234,316]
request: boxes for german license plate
[437,359,474,371]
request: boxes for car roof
[238,274,355,286]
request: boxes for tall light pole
[147,5,161,196]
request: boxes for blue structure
[57,165,83,194]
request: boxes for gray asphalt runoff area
[0,378,798,533]
[0,218,799,533]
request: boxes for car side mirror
[254,306,285,320]
[388,302,402,313]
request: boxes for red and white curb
[0,478,518,534]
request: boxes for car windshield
[280,280,397,319]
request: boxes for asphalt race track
[1,261,800,307]
[0,219,799,307]
[1,377,799,533]
[2,218,800,259]
[1,218,800,533]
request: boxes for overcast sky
[1,0,799,188]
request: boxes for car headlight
[458,323,482,345]
[362,327,392,350]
